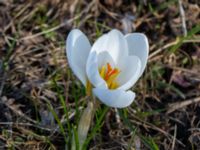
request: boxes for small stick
[167,97,200,114]
[149,38,200,60]
[171,124,177,150]
[115,108,121,125]
[178,0,187,36]
[19,0,95,41]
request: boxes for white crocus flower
[66,29,149,108]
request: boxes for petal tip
[93,88,135,108]
[126,32,148,44]
[65,29,91,86]
[109,29,124,36]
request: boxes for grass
[169,24,200,53]
[0,0,200,149]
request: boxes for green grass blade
[82,106,109,149]
[170,24,200,53]
[47,102,68,144]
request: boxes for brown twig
[19,0,95,41]
[171,124,177,150]
[167,97,200,114]
[178,0,187,36]
[149,37,200,60]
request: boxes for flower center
[86,63,120,96]
[99,63,120,89]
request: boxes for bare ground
[0,0,200,149]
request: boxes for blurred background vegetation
[0,0,200,149]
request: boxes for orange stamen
[107,63,112,73]
[105,63,112,79]
[105,63,112,80]
[105,68,118,80]
[100,62,120,89]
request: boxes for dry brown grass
[0,0,200,149]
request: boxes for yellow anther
[87,62,120,95]
[110,82,119,89]
[86,79,92,96]
[106,70,120,87]
[100,65,106,78]
[99,63,120,89]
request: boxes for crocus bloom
[66,29,148,108]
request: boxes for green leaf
[170,25,200,53]
[140,135,159,150]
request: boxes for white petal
[125,33,149,76]
[86,51,107,88]
[93,88,135,108]
[117,56,141,90]
[97,51,115,68]
[91,29,128,64]
[90,34,107,53]
[66,29,91,86]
